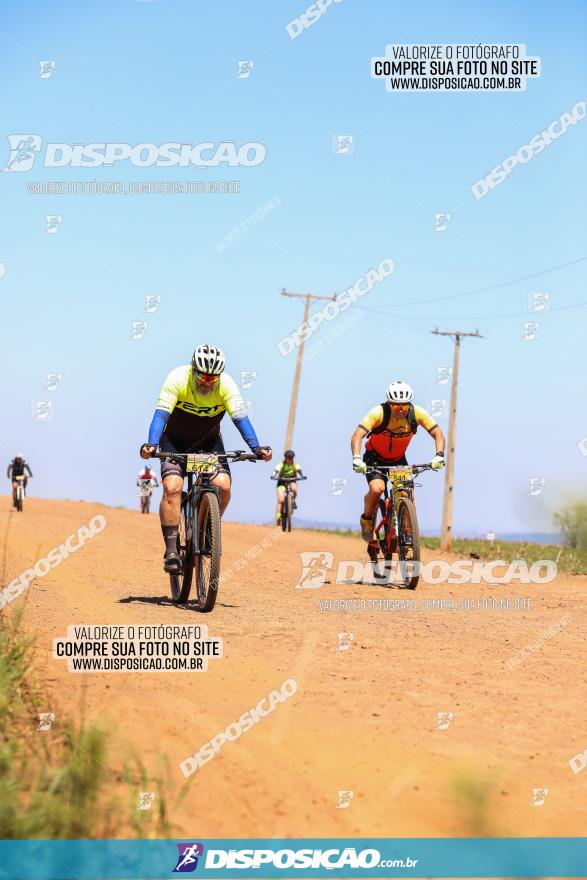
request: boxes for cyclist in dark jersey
[141,344,272,572]
[7,454,33,507]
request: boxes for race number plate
[186,454,219,473]
[389,468,412,484]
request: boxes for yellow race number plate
[185,454,219,474]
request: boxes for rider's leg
[160,475,182,525]
[160,475,183,565]
[290,482,298,508]
[364,478,385,518]
[276,486,285,520]
[212,472,231,515]
[360,477,385,541]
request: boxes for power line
[361,299,587,322]
[482,337,587,374]
[372,255,587,308]
[359,306,587,372]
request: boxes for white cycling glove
[430,453,445,470]
[352,455,367,474]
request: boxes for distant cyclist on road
[137,464,159,513]
[350,381,445,541]
[136,464,159,489]
[7,454,33,508]
[272,450,305,524]
[141,344,272,573]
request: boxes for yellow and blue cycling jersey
[148,365,259,450]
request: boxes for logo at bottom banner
[173,843,205,872]
[199,848,382,870]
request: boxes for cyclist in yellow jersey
[350,380,445,542]
[141,344,272,573]
[272,450,305,524]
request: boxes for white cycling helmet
[191,344,225,375]
[386,380,413,403]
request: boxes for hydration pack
[369,402,418,437]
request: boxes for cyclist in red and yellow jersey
[350,381,445,541]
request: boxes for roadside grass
[304,528,587,575]
[451,770,498,836]
[420,537,587,575]
[0,609,187,838]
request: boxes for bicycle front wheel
[169,494,194,603]
[397,497,420,589]
[285,494,293,532]
[195,491,221,612]
[16,489,23,513]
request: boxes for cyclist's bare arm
[351,424,369,456]
[428,425,445,455]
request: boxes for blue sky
[0,0,585,535]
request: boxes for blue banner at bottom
[0,838,586,879]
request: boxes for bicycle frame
[374,466,415,528]
[153,449,259,555]
[369,464,431,551]
[149,447,264,607]
[184,468,221,556]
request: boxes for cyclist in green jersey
[272,450,305,524]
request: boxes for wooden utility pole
[280,289,337,450]
[432,328,483,552]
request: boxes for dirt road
[2,497,586,838]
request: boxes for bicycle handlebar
[270,475,307,481]
[150,449,261,463]
[369,463,434,479]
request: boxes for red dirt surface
[2,497,586,841]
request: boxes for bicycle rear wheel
[195,491,221,612]
[169,494,194,603]
[397,497,420,589]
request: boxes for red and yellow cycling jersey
[360,402,437,461]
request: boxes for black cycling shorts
[363,451,408,484]
[159,432,231,481]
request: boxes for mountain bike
[366,464,433,590]
[271,474,307,532]
[138,480,155,514]
[153,450,261,611]
[14,475,26,513]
